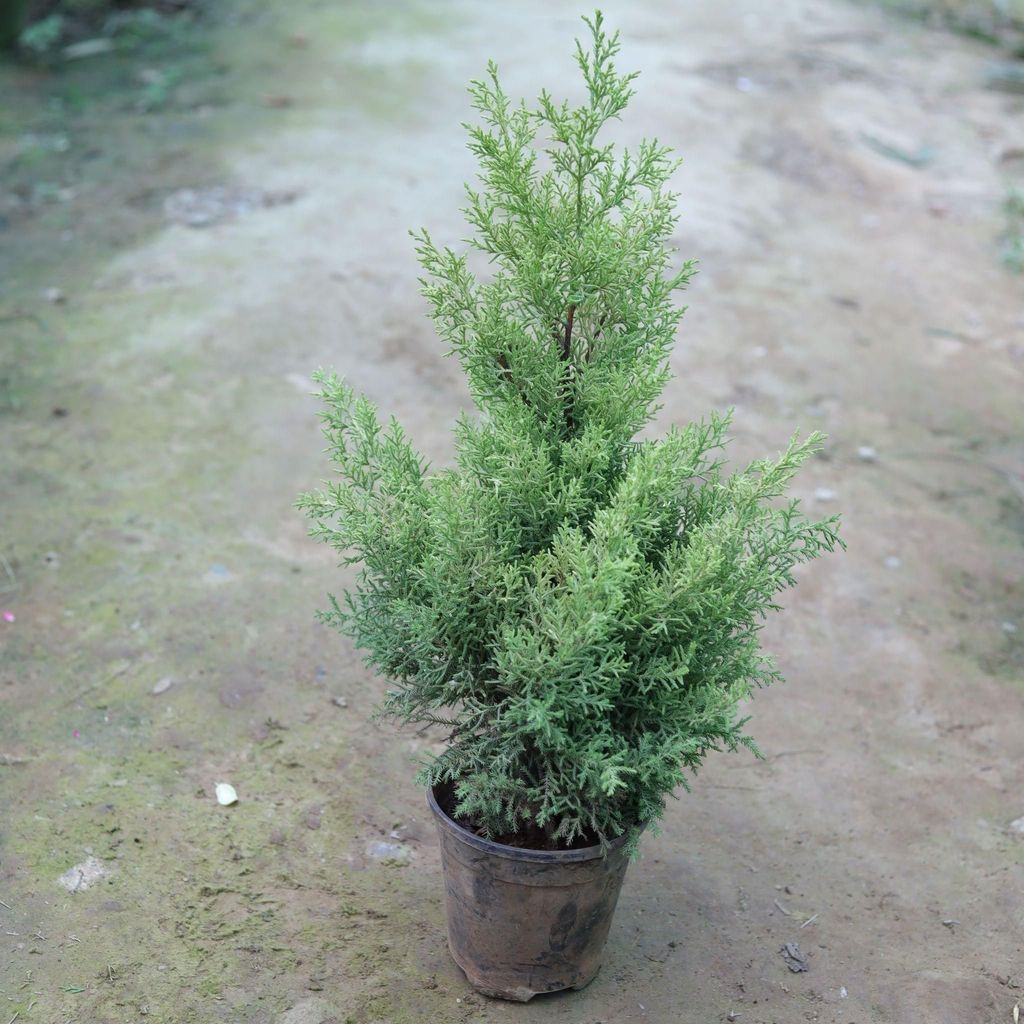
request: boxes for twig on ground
[60,661,131,709]
[0,555,16,594]
[726,749,823,770]
[1,755,33,767]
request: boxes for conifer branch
[299,13,843,854]
[562,303,576,362]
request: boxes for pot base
[449,941,602,1002]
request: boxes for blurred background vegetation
[880,0,1024,39]
[3,0,1024,55]
[2,0,203,56]
[3,0,1024,272]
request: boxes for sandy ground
[2,1,1024,1022]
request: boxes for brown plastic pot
[427,784,631,1002]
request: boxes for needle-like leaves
[299,12,842,852]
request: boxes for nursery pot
[427,784,630,1002]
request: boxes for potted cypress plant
[299,12,842,1003]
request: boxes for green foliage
[13,2,191,58]
[19,13,64,53]
[299,12,842,851]
[1001,185,1024,273]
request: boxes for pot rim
[427,783,628,864]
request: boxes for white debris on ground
[366,840,410,862]
[215,782,239,806]
[814,487,837,502]
[163,186,299,228]
[1009,816,1024,834]
[856,446,877,462]
[57,856,111,893]
[278,997,343,1024]
[203,563,233,584]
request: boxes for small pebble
[366,840,410,862]
[1001,622,1018,634]
[57,856,111,893]
[814,487,837,502]
[779,941,809,972]
[151,677,174,696]
[44,286,65,304]
[840,986,848,999]
[1010,816,1024,834]
[856,445,877,462]
[885,556,901,569]
[332,696,348,708]
[215,782,238,806]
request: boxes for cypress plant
[299,12,842,852]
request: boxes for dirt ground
[2,1,1023,1022]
